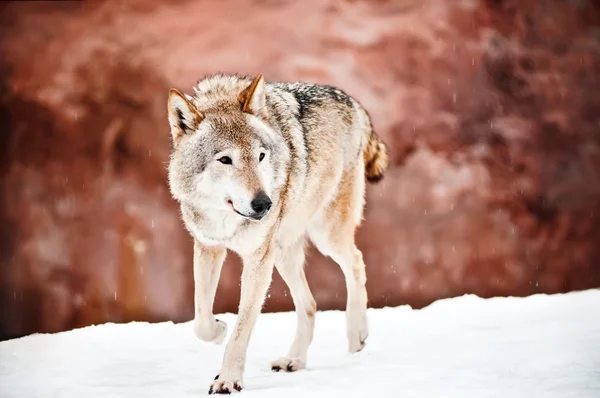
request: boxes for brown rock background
[1,0,599,341]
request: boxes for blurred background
[1,0,599,342]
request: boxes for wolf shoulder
[265,81,369,153]
[267,81,362,120]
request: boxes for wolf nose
[250,192,272,218]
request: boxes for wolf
[166,73,389,394]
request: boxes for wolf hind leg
[311,233,368,353]
[308,169,369,353]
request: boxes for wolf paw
[348,327,368,353]
[271,357,306,372]
[209,375,243,395]
[194,318,227,344]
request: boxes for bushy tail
[363,127,389,183]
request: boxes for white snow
[1,289,599,398]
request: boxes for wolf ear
[238,73,268,118]
[167,88,204,142]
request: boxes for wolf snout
[250,191,272,220]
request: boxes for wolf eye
[218,156,232,165]
[259,153,265,162]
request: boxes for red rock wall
[1,0,599,340]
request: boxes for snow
[1,290,599,398]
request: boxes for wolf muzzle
[250,191,272,220]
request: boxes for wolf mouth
[227,200,263,221]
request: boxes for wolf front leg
[193,240,227,344]
[209,245,275,394]
[271,238,316,372]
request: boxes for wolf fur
[166,73,389,394]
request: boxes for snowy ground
[1,290,599,398]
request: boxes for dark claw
[209,385,231,395]
[272,363,296,372]
[208,377,242,395]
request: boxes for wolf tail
[363,126,389,184]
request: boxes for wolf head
[166,74,286,221]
